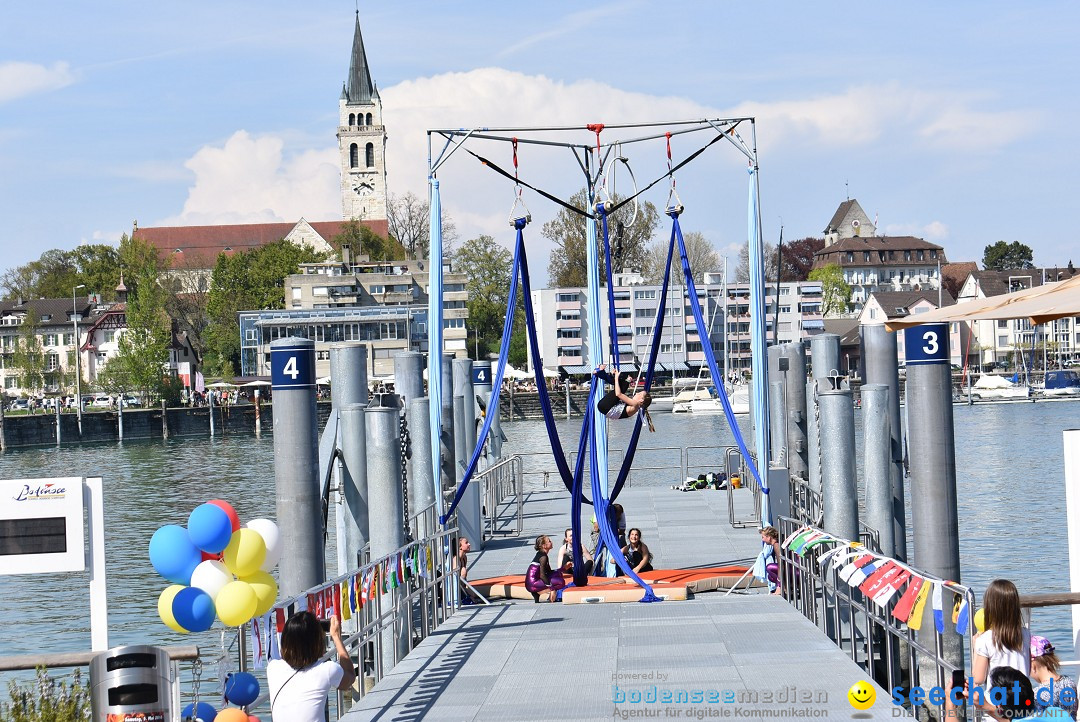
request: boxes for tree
[982,241,1035,270]
[204,239,327,374]
[777,237,826,281]
[808,263,852,317]
[545,189,659,288]
[453,235,513,359]
[330,220,406,262]
[386,192,458,260]
[735,241,779,283]
[97,235,173,402]
[642,230,719,284]
[1,244,121,301]
[10,308,45,394]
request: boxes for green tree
[10,308,45,394]
[0,244,121,302]
[204,239,327,373]
[453,235,514,359]
[545,189,659,288]
[982,241,1035,270]
[97,235,172,402]
[330,220,407,262]
[808,263,852,316]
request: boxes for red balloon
[200,550,223,562]
[248,716,262,722]
[208,500,241,532]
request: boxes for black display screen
[0,517,67,555]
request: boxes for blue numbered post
[903,323,949,366]
[271,341,316,389]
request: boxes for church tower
[338,12,387,223]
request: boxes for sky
[3,1,1079,287]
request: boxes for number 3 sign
[903,323,949,366]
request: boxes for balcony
[557,339,582,350]
[556,318,582,329]
[556,301,580,312]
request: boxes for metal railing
[788,473,823,528]
[777,516,976,719]
[243,523,459,719]
[476,454,524,539]
[725,447,762,528]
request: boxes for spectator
[524,535,565,603]
[949,666,1071,720]
[454,537,479,605]
[973,579,1031,689]
[759,526,782,595]
[555,527,594,577]
[266,611,355,722]
[1031,635,1078,719]
[618,528,654,576]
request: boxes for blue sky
[3,1,1078,284]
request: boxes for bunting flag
[340,582,351,621]
[817,545,848,568]
[801,536,839,554]
[330,584,340,620]
[848,559,881,587]
[872,570,911,608]
[361,569,371,600]
[891,577,924,623]
[250,616,266,669]
[830,547,862,570]
[859,562,900,596]
[389,557,400,590]
[404,552,414,581]
[267,614,281,661]
[954,595,971,635]
[274,608,287,633]
[858,561,899,594]
[906,580,932,630]
[348,575,357,614]
[397,553,406,584]
[426,546,433,574]
[787,530,819,553]
[931,582,945,633]
[839,554,875,583]
[781,527,811,550]
[372,566,381,599]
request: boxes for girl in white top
[267,611,356,722]
[973,579,1031,692]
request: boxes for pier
[340,487,897,721]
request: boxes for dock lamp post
[72,284,85,435]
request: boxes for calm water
[0,398,1076,670]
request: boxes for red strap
[587,123,604,158]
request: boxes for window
[998,335,1009,347]
[63,333,73,345]
[997,320,1009,329]
[688,342,702,353]
[104,330,115,343]
[313,287,328,297]
[442,319,465,330]
[365,143,375,167]
[633,290,657,300]
[349,113,355,126]
[44,334,58,346]
[557,293,579,303]
[846,252,854,263]
[557,329,581,338]
[917,250,925,261]
[930,250,938,259]
[44,353,59,371]
[635,326,650,335]
[779,305,791,313]
[561,348,582,358]
[869,308,877,320]
[349,143,358,168]
[366,113,372,125]
[863,251,871,262]
[445,284,466,292]
[904,251,912,261]
[635,308,655,318]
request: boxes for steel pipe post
[453,359,477,464]
[365,404,409,675]
[339,403,369,571]
[810,333,841,384]
[393,351,425,408]
[454,394,482,548]
[806,379,821,496]
[782,342,809,482]
[904,324,963,673]
[271,338,324,597]
[439,354,456,509]
[818,387,859,541]
[408,396,434,535]
[330,343,369,406]
[861,323,907,561]
[472,361,492,463]
[862,384,894,558]
[769,380,786,467]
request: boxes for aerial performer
[594,364,655,432]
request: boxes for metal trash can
[89,645,174,721]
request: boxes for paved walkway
[341,485,900,721]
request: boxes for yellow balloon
[158,585,187,633]
[242,571,278,617]
[216,581,258,627]
[974,607,986,633]
[222,529,266,577]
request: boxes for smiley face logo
[848,680,876,710]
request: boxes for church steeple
[337,10,388,224]
[345,12,378,104]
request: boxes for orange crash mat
[469,565,758,603]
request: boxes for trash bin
[89,645,174,721]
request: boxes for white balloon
[246,518,282,572]
[190,560,232,602]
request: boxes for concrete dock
[341,486,902,721]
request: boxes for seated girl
[594,365,655,431]
[1031,635,1078,719]
[616,528,654,576]
[524,535,566,602]
[555,528,594,578]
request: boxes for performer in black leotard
[594,365,654,431]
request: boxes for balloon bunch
[150,500,282,633]
[180,672,263,721]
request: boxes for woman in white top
[267,611,356,722]
[594,365,655,431]
[973,579,1031,691]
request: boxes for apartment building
[957,267,1080,369]
[239,254,469,379]
[527,273,827,375]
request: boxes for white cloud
[161,130,340,225]
[0,61,75,103]
[883,220,949,241]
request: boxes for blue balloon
[224,671,261,706]
[172,586,215,633]
[149,525,201,585]
[181,701,218,721]
[187,504,233,554]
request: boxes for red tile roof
[135,219,389,268]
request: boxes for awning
[654,362,690,372]
[561,364,593,375]
[802,319,825,330]
[886,273,1080,330]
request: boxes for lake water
[0,398,1076,676]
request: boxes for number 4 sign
[271,340,316,389]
